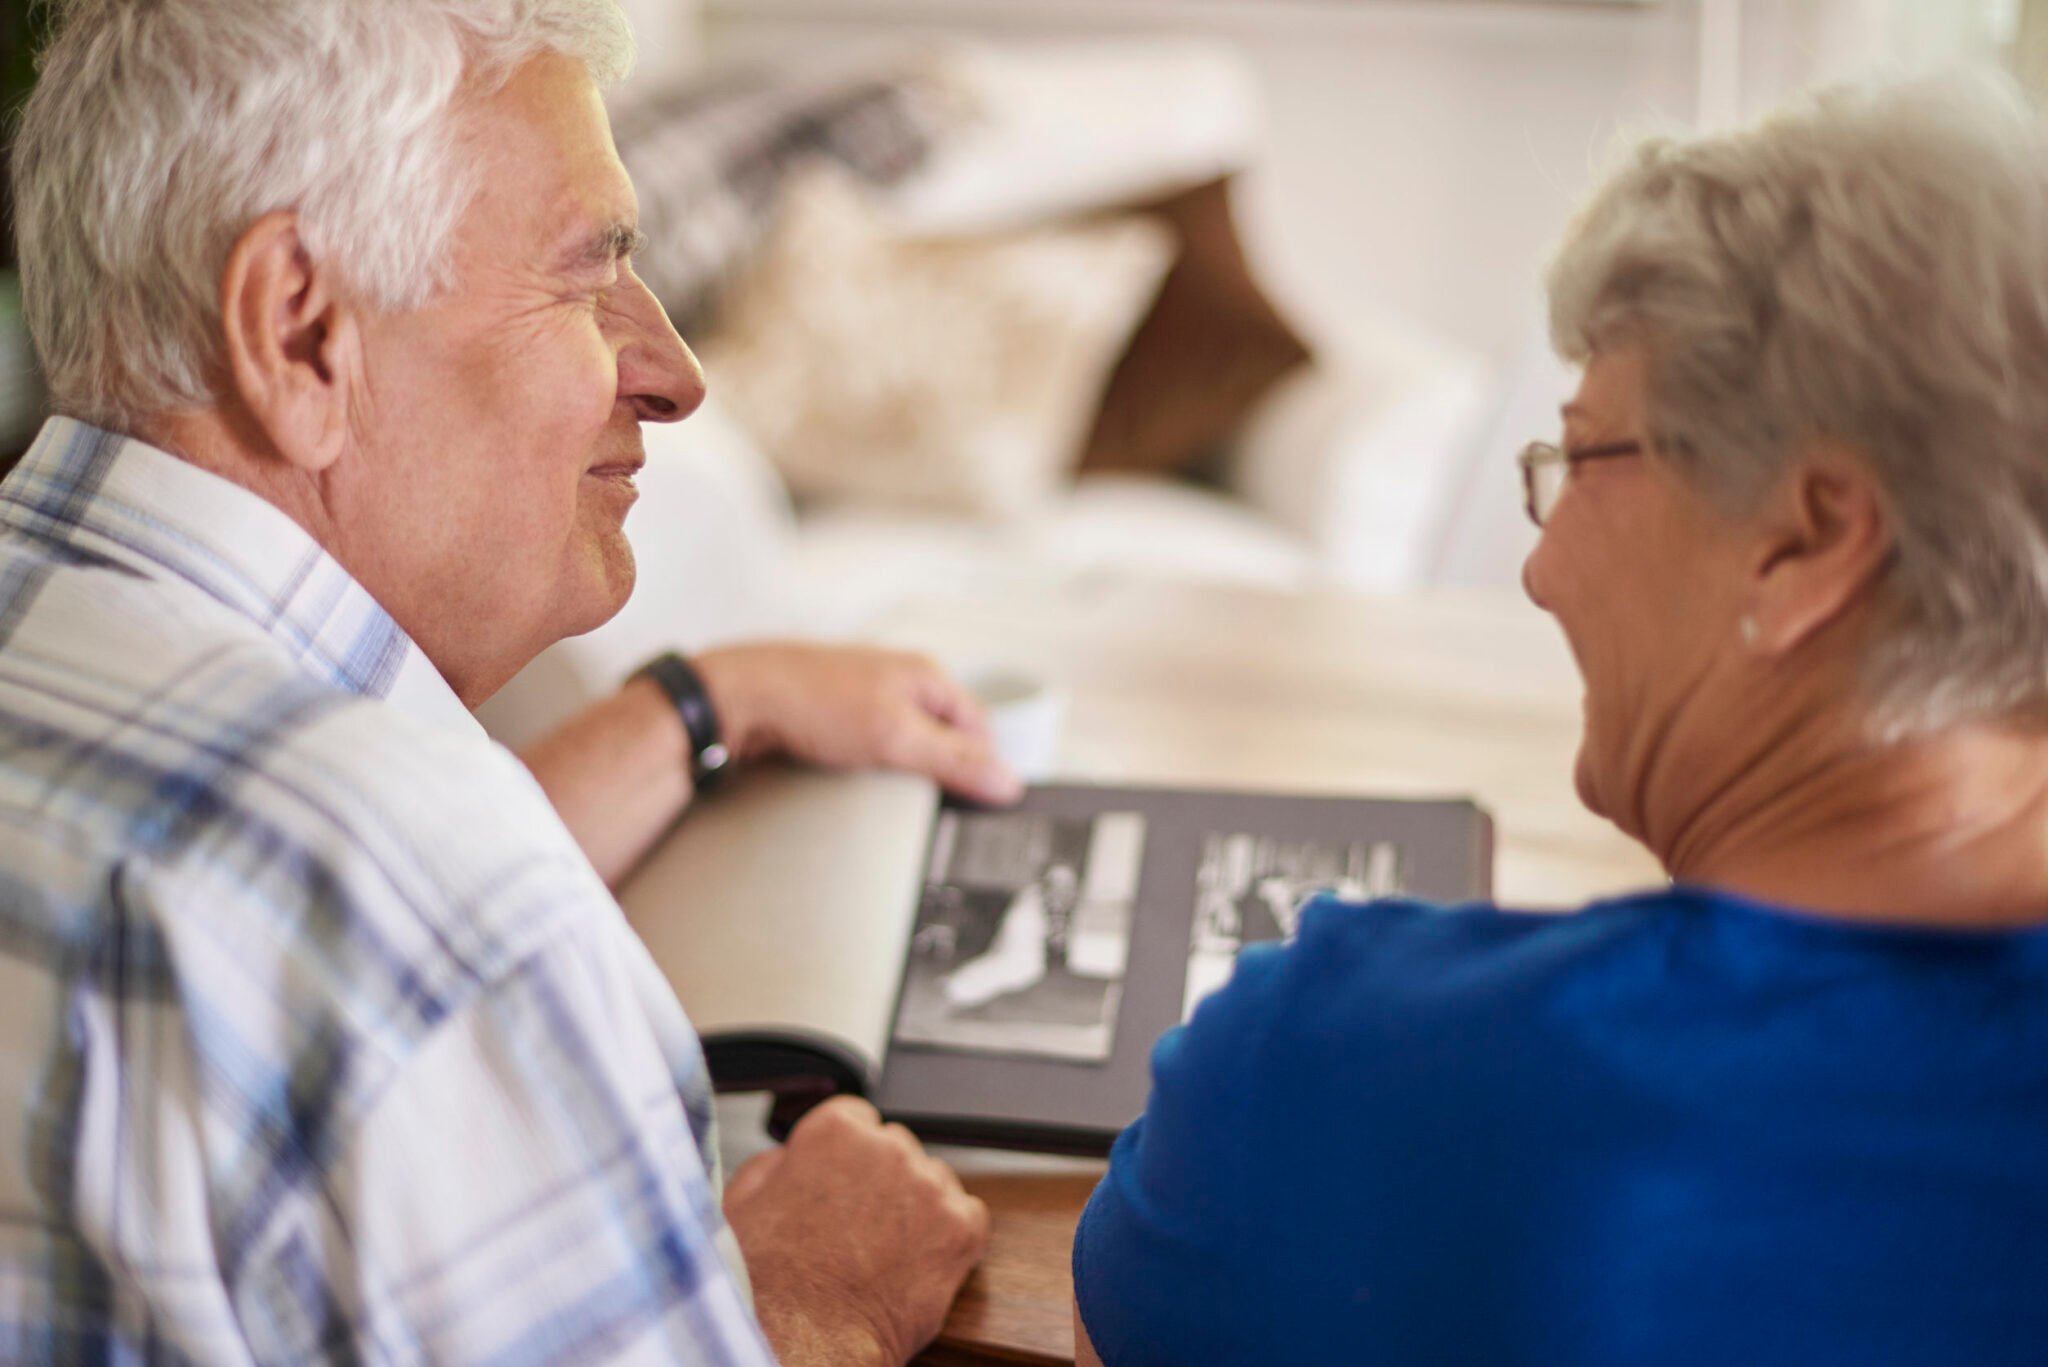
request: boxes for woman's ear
[218,210,360,473]
[1744,442,1893,655]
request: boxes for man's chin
[557,541,637,641]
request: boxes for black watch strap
[634,652,731,787]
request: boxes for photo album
[619,765,1493,1154]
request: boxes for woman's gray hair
[1548,73,2048,735]
[11,0,635,428]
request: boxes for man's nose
[616,275,706,423]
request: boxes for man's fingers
[954,1190,993,1253]
[725,1084,991,1364]
[724,1145,785,1209]
[797,1094,881,1138]
[889,714,1022,805]
[911,665,994,739]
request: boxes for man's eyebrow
[557,220,648,274]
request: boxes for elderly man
[0,2,1009,1363]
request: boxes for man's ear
[1744,442,1893,655]
[218,210,359,473]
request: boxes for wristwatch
[633,652,732,788]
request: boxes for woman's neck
[1663,720,2048,930]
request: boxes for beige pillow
[697,170,1173,519]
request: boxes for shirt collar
[0,416,485,741]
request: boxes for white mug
[961,666,1064,784]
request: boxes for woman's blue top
[1074,887,2048,1364]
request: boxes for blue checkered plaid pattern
[0,419,775,1365]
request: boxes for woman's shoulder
[1135,888,1739,1154]
[1155,881,2048,1132]
[1186,890,1680,1034]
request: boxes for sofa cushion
[1223,330,1489,593]
[1079,178,1313,481]
[612,48,966,329]
[699,170,1173,521]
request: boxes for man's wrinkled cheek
[573,348,623,429]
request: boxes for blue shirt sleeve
[1073,894,1548,1365]
[1074,896,1429,1365]
[1075,966,1277,1363]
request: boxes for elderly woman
[1072,76,2048,1365]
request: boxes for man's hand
[694,644,1023,805]
[724,1097,991,1367]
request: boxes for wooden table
[866,574,1663,1365]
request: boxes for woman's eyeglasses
[1516,440,1645,527]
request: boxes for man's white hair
[1547,73,2048,735]
[12,0,635,429]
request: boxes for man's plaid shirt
[0,419,775,1365]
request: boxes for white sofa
[477,8,1492,749]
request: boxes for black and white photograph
[892,808,1147,1063]
[1182,832,1405,1019]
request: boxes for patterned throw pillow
[698,170,1173,521]
[1079,178,1314,480]
[611,50,969,331]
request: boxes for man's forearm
[516,642,1017,886]
[518,677,693,886]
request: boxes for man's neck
[144,406,334,540]
[139,408,515,705]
